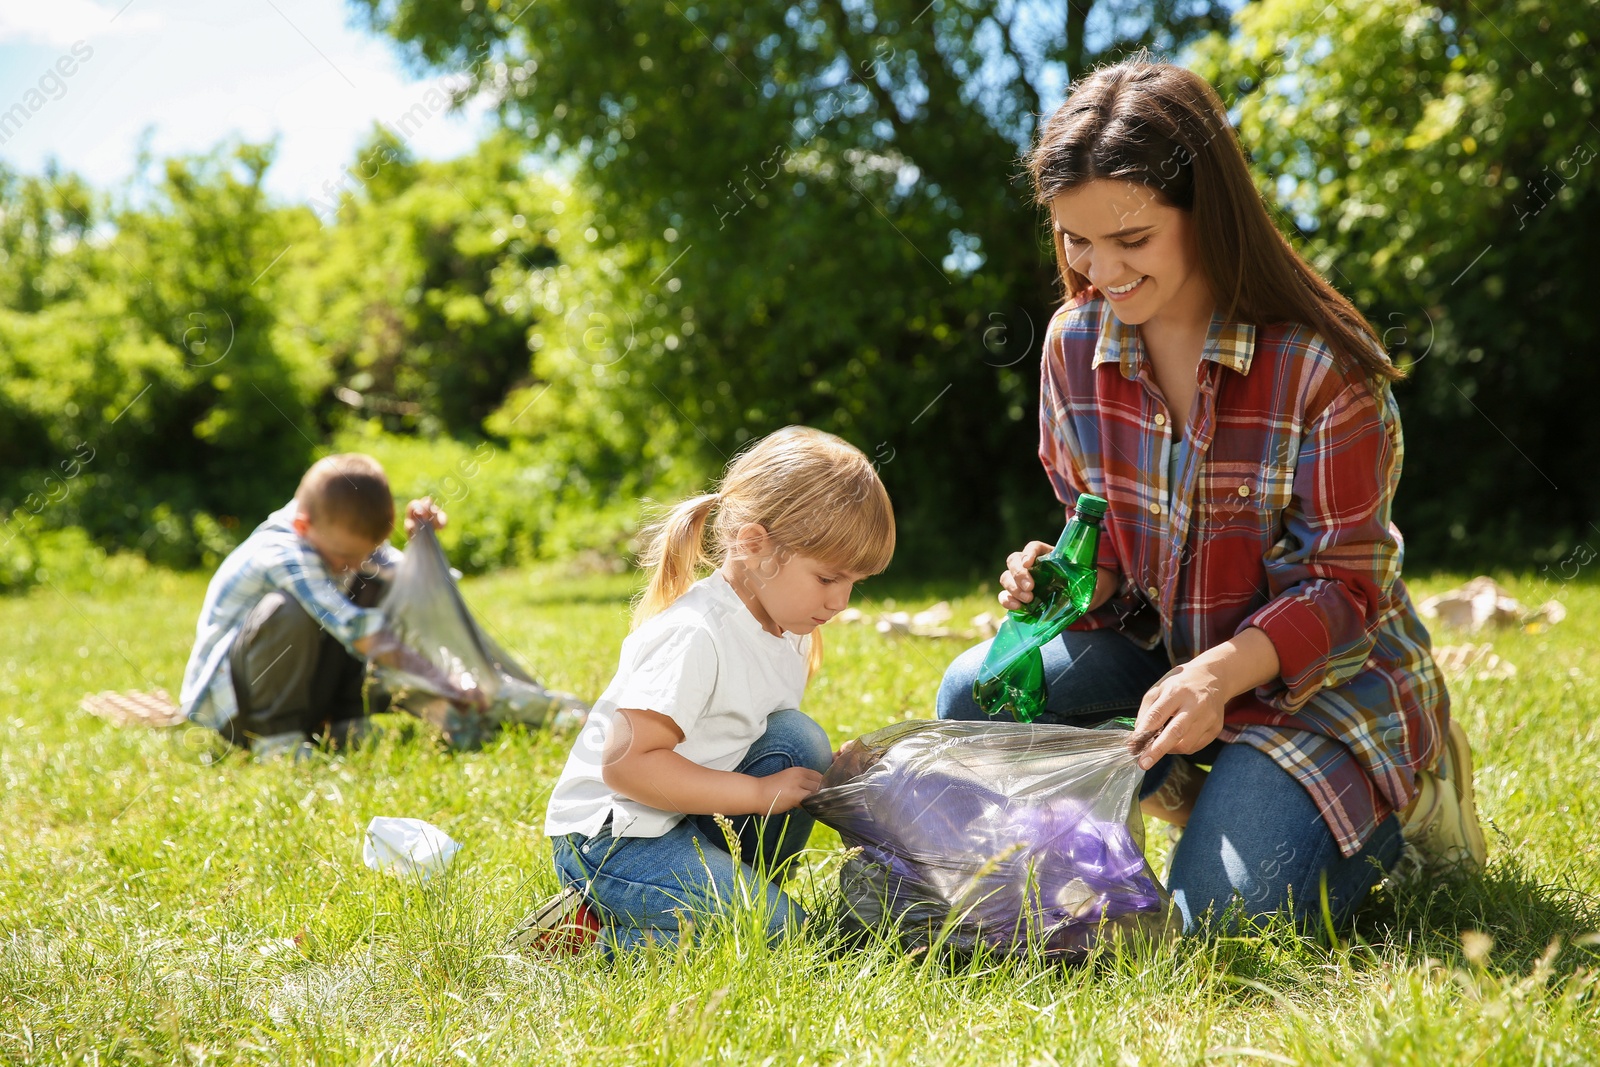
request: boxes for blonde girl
[527,426,894,953]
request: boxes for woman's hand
[998,541,1056,610]
[1129,663,1228,770]
[1127,627,1281,770]
[404,496,447,538]
[1000,544,1120,614]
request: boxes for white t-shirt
[544,570,812,839]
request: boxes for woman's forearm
[602,749,760,815]
[1088,566,1119,611]
[1190,625,1281,699]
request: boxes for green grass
[3,562,1599,1064]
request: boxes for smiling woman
[935,54,1484,936]
[1050,182,1215,431]
[1028,58,1400,385]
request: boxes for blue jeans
[937,629,1402,932]
[552,708,832,952]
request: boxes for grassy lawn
[2,559,1598,1064]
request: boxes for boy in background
[179,453,482,761]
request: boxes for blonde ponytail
[631,427,896,670]
[634,492,720,627]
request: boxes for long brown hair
[1027,56,1402,383]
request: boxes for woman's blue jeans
[937,629,1402,933]
[552,708,832,953]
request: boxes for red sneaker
[505,886,601,954]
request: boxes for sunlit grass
[2,561,1598,1063]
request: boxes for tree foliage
[0,134,576,575]
[0,144,318,569]
[353,0,1233,570]
[3,0,1592,584]
[1194,0,1599,562]
[280,127,553,435]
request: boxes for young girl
[529,426,894,952]
[937,57,1484,932]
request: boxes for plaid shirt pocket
[1194,458,1293,534]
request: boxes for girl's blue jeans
[551,708,832,953]
[937,629,1402,933]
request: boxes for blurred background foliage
[0,0,1593,589]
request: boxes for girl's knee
[768,708,832,772]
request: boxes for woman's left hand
[1129,662,1229,771]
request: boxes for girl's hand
[998,541,1056,610]
[1129,662,1228,771]
[751,766,824,814]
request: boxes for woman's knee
[936,640,992,721]
[1166,744,1395,933]
[1167,832,1327,933]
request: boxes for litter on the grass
[1433,643,1517,680]
[1417,576,1565,633]
[805,720,1175,960]
[833,601,1003,640]
[375,524,588,748]
[362,816,460,881]
[79,689,187,728]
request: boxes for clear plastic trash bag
[804,720,1176,960]
[374,525,586,748]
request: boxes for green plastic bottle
[973,493,1108,721]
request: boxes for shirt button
[1154,413,1166,427]
[1149,502,1161,515]
[1237,484,1250,497]
[1147,585,1160,601]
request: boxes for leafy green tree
[0,142,320,567]
[1194,0,1599,563]
[0,162,96,313]
[277,128,556,435]
[354,0,1233,569]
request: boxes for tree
[1193,0,1600,564]
[278,128,557,436]
[0,142,321,567]
[353,0,1233,570]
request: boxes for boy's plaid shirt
[1040,291,1448,857]
[178,500,399,732]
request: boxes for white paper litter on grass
[362,816,460,881]
[1416,575,1565,633]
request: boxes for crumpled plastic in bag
[363,816,461,881]
[375,524,587,748]
[804,720,1176,960]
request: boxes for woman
[937,57,1485,932]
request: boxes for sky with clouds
[0,0,495,207]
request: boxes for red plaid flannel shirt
[1040,290,1449,857]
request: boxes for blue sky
[0,0,494,206]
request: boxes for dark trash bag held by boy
[805,720,1176,959]
[375,524,583,748]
